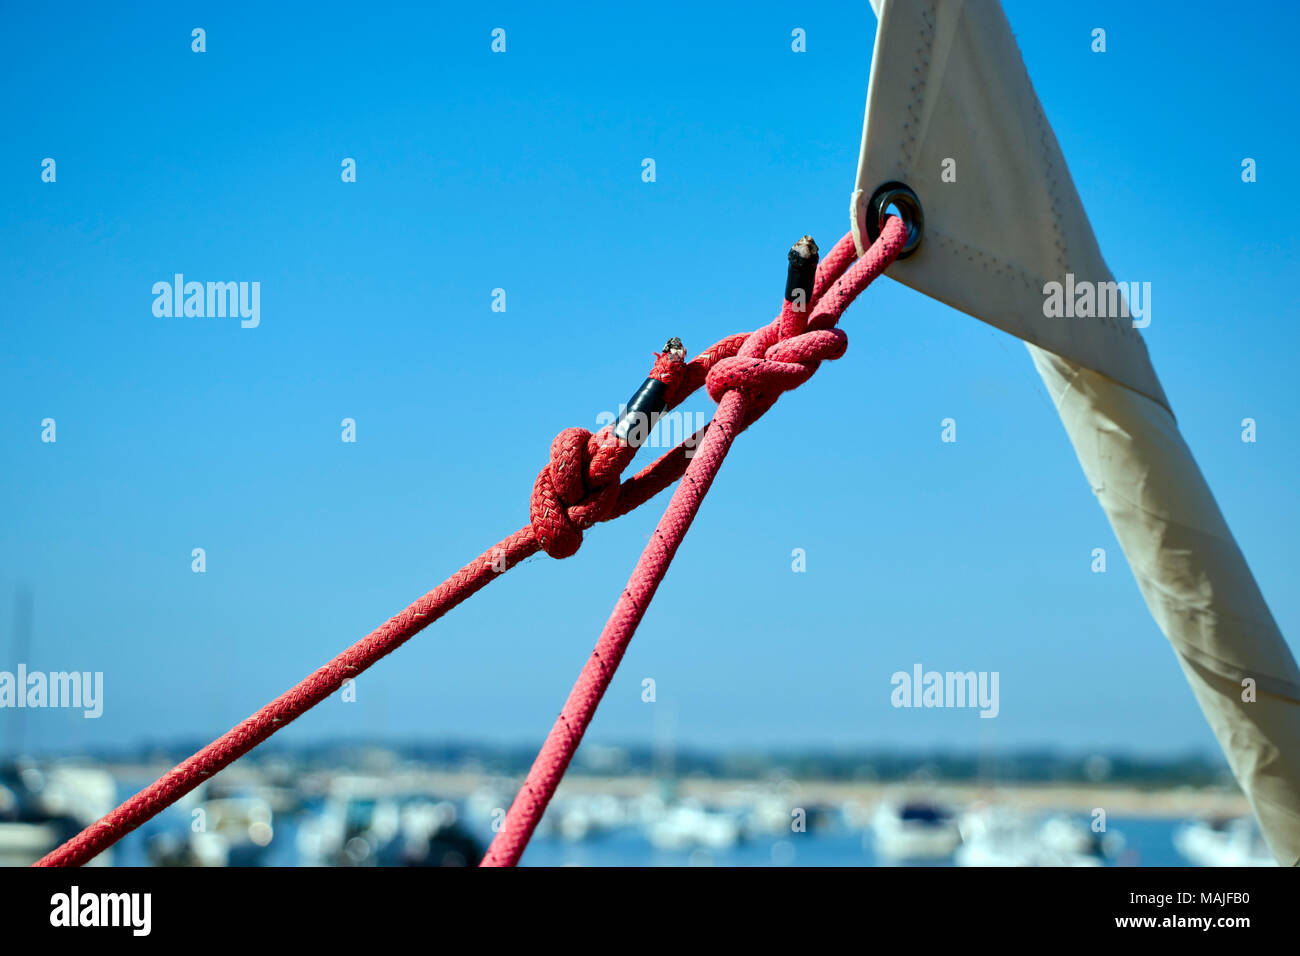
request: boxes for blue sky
[1,1,1297,761]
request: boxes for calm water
[514,817,1186,867]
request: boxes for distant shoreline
[106,763,1251,818]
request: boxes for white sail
[857,0,1300,865]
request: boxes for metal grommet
[865,181,924,259]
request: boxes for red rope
[481,216,908,866]
[35,222,902,868]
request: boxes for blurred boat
[296,774,482,866]
[743,792,835,838]
[0,762,116,866]
[1039,813,1124,862]
[147,796,274,867]
[0,819,66,867]
[146,828,230,867]
[870,800,961,861]
[647,800,743,851]
[955,806,1114,866]
[1173,817,1277,867]
[954,804,1035,866]
[533,793,627,843]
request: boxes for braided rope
[36,222,901,868]
[481,216,908,865]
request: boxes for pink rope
[481,216,908,866]
[36,222,903,869]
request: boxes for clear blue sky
[2,1,1297,761]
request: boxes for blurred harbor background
[0,740,1277,867]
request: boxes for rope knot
[704,323,848,405]
[529,427,631,558]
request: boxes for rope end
[614,339,686,445]
[785,236,820,308]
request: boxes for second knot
[704,326,848,405]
